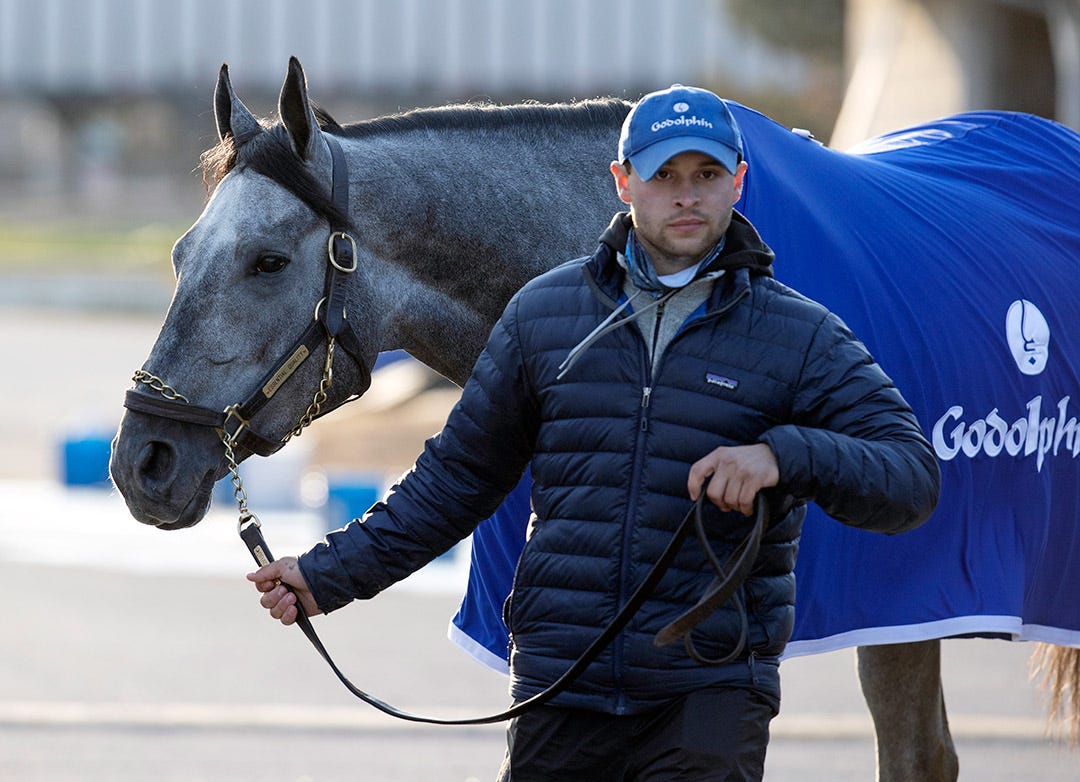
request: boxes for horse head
[112,57,628,529]
[111,58,378,529]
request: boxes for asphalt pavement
[1,305,1077,780]
[3,546,1076,782]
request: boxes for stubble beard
[635,208,733,274]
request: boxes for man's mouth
[668,217,705,232]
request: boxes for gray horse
[109,58,1078,780]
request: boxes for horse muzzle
[110,411,227,529]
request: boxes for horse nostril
[137,440,177,487]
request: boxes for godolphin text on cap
[618,84,743,180]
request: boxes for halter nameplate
[262,345,310,399]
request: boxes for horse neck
[340,123,620,386]
[374,262,498,385]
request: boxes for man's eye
[254,254,290,275]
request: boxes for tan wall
[832,0,1074,149]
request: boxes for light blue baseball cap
[618,85,743,180]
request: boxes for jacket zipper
[640,386,652,432]
[613,320,654,714]
[649,299,666,384]
[587,268,750,712]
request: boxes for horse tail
[1030,643,1080,746]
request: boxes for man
[249,85,940,780]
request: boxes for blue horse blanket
[448,105,1080,670]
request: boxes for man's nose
[673,185,701,207]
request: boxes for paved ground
[2,550,1077,781]
[1,306,1077,780]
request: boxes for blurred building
[833,0,1079,147]
[0,0,814,221]
[0,0,1073,219]
[0,0,803,98]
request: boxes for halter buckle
[221,404,251,443]
[328,231,358,273]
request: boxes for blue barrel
[61,432,114,487]
[325,474,383,531]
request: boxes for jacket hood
[598,210,775,279]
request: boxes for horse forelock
[198,133,238,194]
[198,107,349,228]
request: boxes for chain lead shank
[132,334,337,531]
[132,370,189,403]
[285,337,336,443]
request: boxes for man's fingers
[247,555,320,626]
[259,584,290,610]
[706,473,732,511]
[246,560,283,589]
[251,560,282,578]
[725,480,753,516]
[269,592,297,621]
[250,577,279,593]
[725,480,760,516]
[687,463,712,500]
[734,493,754,517]
[704,469,758,515]
[690,443,778,514]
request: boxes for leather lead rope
[240,484,766,726]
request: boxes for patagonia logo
[705,372,738,390]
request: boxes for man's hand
[246,556,322,626]
[688,443,779,516]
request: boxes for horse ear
[279,56,322,162]
[214,63,261,145]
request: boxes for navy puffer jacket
[299,211,940,715]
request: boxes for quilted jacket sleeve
[298,295,539,613]
[759,311,940,535]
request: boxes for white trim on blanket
[1017,623,1080,649]
[447,621,510,674]
[448,615,1080,674]
[782,616,1080,659]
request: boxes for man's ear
[610,160,632,205]
[732,160,748,203]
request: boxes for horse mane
[198,99,631,227]
[335,98,630,140]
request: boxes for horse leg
[856,640,959,782]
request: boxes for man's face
[611,151,746,275]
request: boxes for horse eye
[254,254,290,275]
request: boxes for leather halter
[123,135,370,457]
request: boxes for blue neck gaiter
[625,229,726,297]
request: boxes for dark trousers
[495,685,780,782]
